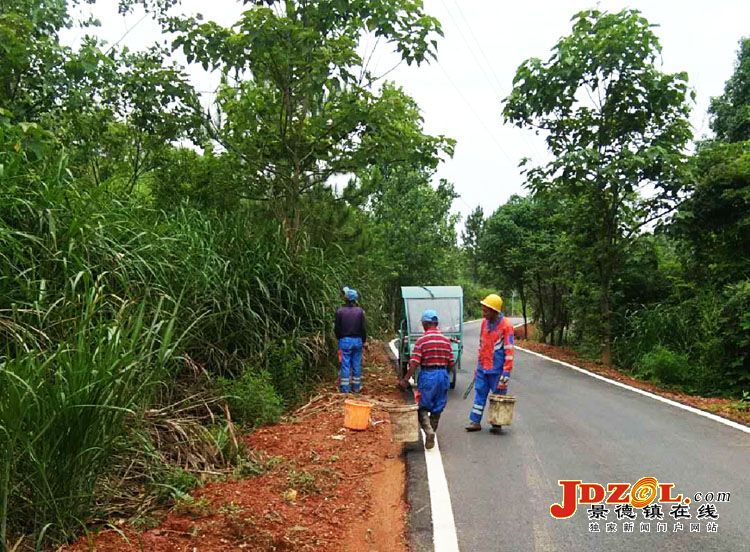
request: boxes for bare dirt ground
[514,325,750,426]
[65,344,409,552]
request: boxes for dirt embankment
[515,324,750,426]
[66,345,409,552]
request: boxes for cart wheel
[449,366,456,389]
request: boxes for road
[415,318,750,551]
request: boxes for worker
[399,309,454,450]
[335,288,367,393]
[466,294,515,433]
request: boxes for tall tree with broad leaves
[503,9,693,363]
[675,37,750,285]
[354,167,458,329]
[461,206,484,282]
[479,194,570,342]
[709,37,750,143]
[167,0,450,238]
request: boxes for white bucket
[487,394,516,426]
[386,404,419,442]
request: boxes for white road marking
[389,339,460,552]
[422,430,460,552]
[516,345,750,435]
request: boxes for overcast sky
[64,0,750,226]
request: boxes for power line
[439,0,503,96]
[436,59,517,167]
[440,0,546,161]
[451,1,505,92]
[106,11,149,54]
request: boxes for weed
[155,467,201,501]
[172,495,211,518]
[287,469,320,495]
[233,451,284,478]
[219,501,243,516]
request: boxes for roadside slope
[67,345,408,552]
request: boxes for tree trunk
[534,275,547,343]
[601,287,612,365]
[520,283,528,340]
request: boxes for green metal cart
[397,285,463,389]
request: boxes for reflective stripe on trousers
[338,336,363,392]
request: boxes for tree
[0,1,181,122]
[673,142,750,284]
[674,38,750,285]
[0,2,202,190]
[503,9,693,363]
[357,168,458,328]
[461,206,484,281]
[54,42,202,189]
[709,37,750,143]
[480,194,570,343]
[168,0,450,236]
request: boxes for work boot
[419,409,436,450]
[465,422,481,432]
[490,424,502,435]
[430,413,441,432]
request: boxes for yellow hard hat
[480,293,503,312]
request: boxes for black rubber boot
[430,413,441,432]
[419,409,435,449]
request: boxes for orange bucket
[343,399,372,430]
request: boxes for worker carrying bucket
[465,294,516,434]
[398,309,454,449]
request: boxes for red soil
[65,345,409,552]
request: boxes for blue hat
[345,288,359,301]
[421,309,439,323]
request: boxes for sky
[63,0,750,228]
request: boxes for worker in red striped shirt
[399,309,454,450]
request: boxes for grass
[0,144,345,547]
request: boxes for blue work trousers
[338,336,363,392]
[417,368,450,414]
[469,370,508,423]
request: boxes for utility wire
[436,60,516,167]
[441,0,546,161]
[105,11,150,54]
[439,0,503,98]
[451,0,505,92]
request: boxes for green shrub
[717,280,750,391]
[155,467,201,501]
[218,369,283,427]
[264,339,307,406]
[637,346,692,386]
[616,284,747,395]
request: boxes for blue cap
[421,309,439,323]
[345,288,359,301]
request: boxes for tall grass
[0,286,178,543]
[0,134,345,545]
[612,291,746,394]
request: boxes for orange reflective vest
[478,316,515,373]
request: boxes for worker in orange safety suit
[465,293,515,433]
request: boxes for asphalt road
[431,319,750,551]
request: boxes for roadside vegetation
[1,1,747,548]
[467,11,749,400]
[0,0,460,547]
